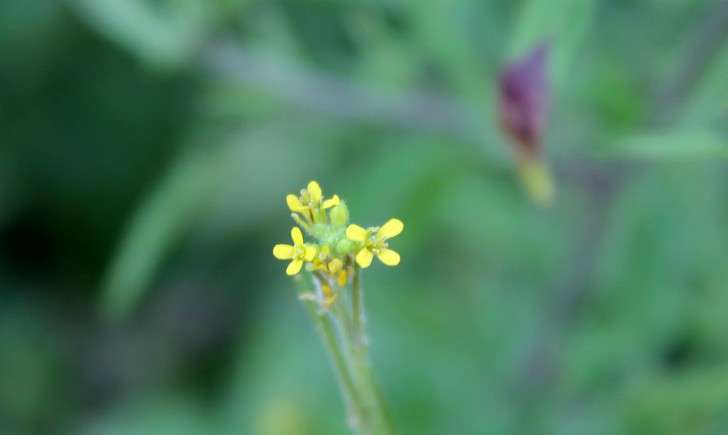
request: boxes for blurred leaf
[0,149,18,228]
[569,168,722,388]
[509,0,596,87]
[81,394,210,435]
[678,47,728,127]
[68,0,209,69]
[101,145,224,320]
[349,10,418,87]
[101,123,338,320]
[0,308,61,427]
[626,368,728,435]
[608,129,728,160]
[223,290,345,435]
[0,0,64,86]
[408,0,500,142]
[695,267,728,359]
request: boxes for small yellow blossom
[286,181,340,222]
[273,227,316,275]
[346,218,404,268]
[275,181,403,278]
[309,245,348,286]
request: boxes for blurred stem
[346,267,395,435]
[299,270,394,435]
[295,276,364,431]
[351,265,364,343]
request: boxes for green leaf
[509,0,597,87]
[678,47,728,127]
[101,145,225,320]
[626,368,728,435]
[607,129,728,160]
[82,394,210,435]
[68,0,209,69]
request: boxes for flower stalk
[274,181,401,435]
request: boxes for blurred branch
[203,42,485,148]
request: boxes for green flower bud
[335,237,357,256]
[329,201,350,227]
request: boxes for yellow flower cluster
[286,181,340,225]
[273,181,404,287]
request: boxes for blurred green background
[1,0,728,434]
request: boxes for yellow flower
[286,181,340,222]
[273,227,316,275]
[346,218,403,268]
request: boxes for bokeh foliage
[1,0,727,434]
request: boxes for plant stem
[346,267,395,435]
[351,265,364,343]
[295,276,365,431]
[297,270,395,435]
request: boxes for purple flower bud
[498,44,550,158]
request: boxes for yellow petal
[377,218,404,240]
[304,245,316,261]
[356,249,374,268]
[273,244,294,260]
[307,181,322,202]
[291,226,304,245]
[286,194,305,212]
[337,270,347,287]
[377,249,400,266]
[346,224,368,242]
[322,194,340,209]
[286,259,303,275]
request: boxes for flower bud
[498,43,555,205]
[329,201,350,227]
[335,238,356,256]
[498,43,549,157]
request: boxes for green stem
[295,276,365,431]
[297,271,395,435]
[351,266,364,343]
[346,267,395,435]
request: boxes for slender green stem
[351,265,364,345]
[346,267,395,435]
[295,276,365,430]
[297,271,395,435]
